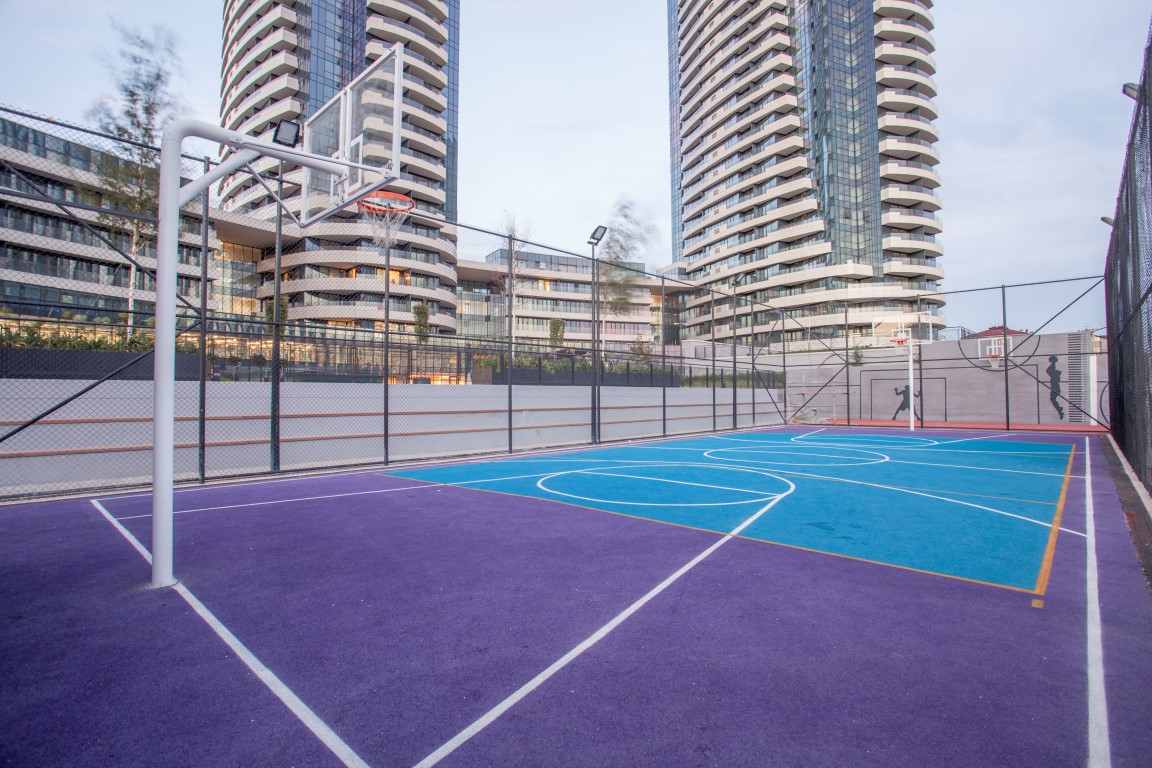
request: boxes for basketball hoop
[358,190,415,250]
[890,337,907,347]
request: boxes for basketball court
[3,425,1151,766]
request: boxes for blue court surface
[391,428,1076,592]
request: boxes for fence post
[507,235,515,453]
[660,278,667,435]
[844,301,851,427]
[731,290,738,431]
[711,293,717,431]
[270,161,283,472]
[197,157,210,483]
[916,296,925,429]
[1001,285,1010,430]
[781,309,789,423]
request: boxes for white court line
[931,432,1013,446]
[113,483,438,520]
[536,466,785,507]
[761,466,1057,530]
[411,490,792,768]
[90,500,369,768]
[1083,438,1112,767]
[99,468,386,501]
[885,458,1079,479]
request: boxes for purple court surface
[2,426,1151,767]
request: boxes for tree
[494,214,529,355]
[412,301,430,342]
[598,199,653,317]
[264,295,290,331]
[548,317,566,349]
[89,25,182,338]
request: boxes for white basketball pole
[153,120,358,588]
[907,338,915,433]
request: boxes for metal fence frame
[1106,27,1152,498]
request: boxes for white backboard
[300,43,404,226]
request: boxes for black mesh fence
[0,105,1115,501]
[1106,28,1152,498]
[751,277,1106,432]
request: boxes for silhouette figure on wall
[1046,355,1065,420]
[892,384,921,421]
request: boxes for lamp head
[588,225,607,246]
[272,120,301,147]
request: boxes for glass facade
[666,0,684,264]
[445,0,461,220]
[794,0,883,272]
[306,0,369,115]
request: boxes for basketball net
[358,190,415,252]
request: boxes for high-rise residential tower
[220,0,459,333]
[667,0,943,349]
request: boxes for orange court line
[1033,444,1077,595]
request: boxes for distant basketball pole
[907,336,915,432]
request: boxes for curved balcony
[366,16,447,67]
[882,208,943,234]
[874,0,935,28]
[223,0,276,48]
[261,278,455,310]
[874,18,935,50]
[223,27,300,106]
[882,257,944,280]
[222,50,300,116]
[878,112,939,142]
[227,74,303,130]
[877,88,938,119]
[367,0,448,44]
[223,4,299,69]
[881,160,941,187]
[231,97,305,141]
[286,303,457,332]
[879,136,940,164]
[876,64,937,95]
[875,42,936,74]
[683,30,792,114]
[268,248,458,284]
[883,233,943,257]
[742,261,874,292]
[882,183,942,211]
[681,51,793,139]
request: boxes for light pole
[588,225,607,443]
[267,121,299,472]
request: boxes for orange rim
[357,190,415,214]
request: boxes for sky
[0,0,1149,300]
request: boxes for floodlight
[272,119,301,147]
[1122,83,1140,101]
[588,225,607,246]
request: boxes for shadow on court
[2,428,1152,767]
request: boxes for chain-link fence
[0,105,1113,501]
[1106,28,1152,498]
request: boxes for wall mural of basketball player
[892,384,921,421]
[1046,355,1065,419]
